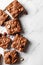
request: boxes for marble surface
[0,0,43,65]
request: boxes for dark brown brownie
[5,18,21,35]
[11,34,27,52]
[4,50,19,64]
[6,0,25,18]
[0,10,8,25]
[0,33,11,49]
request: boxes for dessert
[5,18,21,35]
[0,33,11,49]
[4,50,19,64]
[6,0,25,18]
[11,34,27,51]
[0,9,8,25]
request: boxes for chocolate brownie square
[0,10,8,25]
[11,34,27,52]
[0,33,11,49]
[5,18,21,35]
[4,50,19,64]
[6,0,25,18]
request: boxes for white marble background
[0,0,43,65]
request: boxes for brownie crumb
[20,57,24,61]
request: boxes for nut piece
[0,33,11,49]
[11,34,27,52]
[6,0,25,18]
[4,50,19,64]
[0,9,8,25]
[5,18,21,35]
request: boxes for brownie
[0,9,8,25]
[6,0,25,18]
[4,50,19,64]
[11,34,27,52]
[0,33,11,49]
[0,54,2,60]
[5,18,21,35]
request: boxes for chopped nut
[7,25,11,29]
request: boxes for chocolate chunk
[11,34,27,52]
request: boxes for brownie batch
[0,0,28,64]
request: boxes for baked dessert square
[0,10,8,25]
[11,34,27,51]
[4,50,19,64]
[5,18,21,35]
[6,0,25,18]
[0,33,11,49]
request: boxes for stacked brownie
[0,0,28,64]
